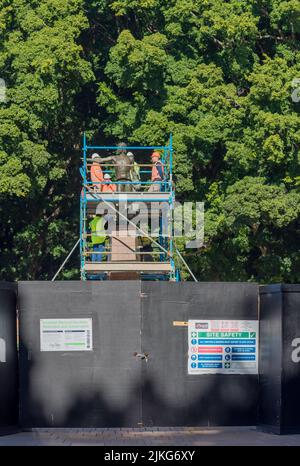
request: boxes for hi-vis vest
[89,216,106,245]
[130,162,141,189]
[102,183,117,193]
[131,162,140,180]
[91,162,104,185]
[151,161,164,181]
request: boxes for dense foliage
[0,0,299,282]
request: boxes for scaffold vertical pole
[81,133,88,280]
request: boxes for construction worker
[141,241,154,262]
[95,143,133,192]
[149,151,164,192]
[102,173,117,193]
[127,152,141,191]
[90,153,104,192]
[89,214,108,262]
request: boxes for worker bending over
[102,173,117,193]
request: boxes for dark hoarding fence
[0,283,19,434]
[141,282,259,427]
[19,281,259,428]
[18,281,142,428]
[259,284,300,434]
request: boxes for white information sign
[40,318,93,352]
[188,320,258,374]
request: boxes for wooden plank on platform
[84,262,172,272]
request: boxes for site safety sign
[188,320,259,374]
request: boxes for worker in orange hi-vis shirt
[90,153,104,192]
[102,173,117,193]
[149,151,164,192]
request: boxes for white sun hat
[92,153,99,159]
[104,173,111,180]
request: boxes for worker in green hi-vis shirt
[89,214,108,263]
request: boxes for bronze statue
[95,143,133,192]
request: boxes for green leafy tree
[0,0,93,279]
[0,0,299,282]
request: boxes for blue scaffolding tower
[80,134,181,281]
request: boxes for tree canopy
[0,0,299,282]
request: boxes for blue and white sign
[188,320,259,375]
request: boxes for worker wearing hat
[102,173,117,193]
[149,151,164,192]
[90,153,104,192]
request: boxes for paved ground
[0,427,300,446]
